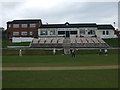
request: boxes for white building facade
[38,22,116,39]
[96,25,117,38]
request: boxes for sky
[0,0,119,29]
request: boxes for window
[30,24,36,28]
[92,30,95,34]
[87,30,95,35]
[13,24,19,28]
[103,31,105,35]
[70,31,77,34]
[58,31,65,35]
[29,32,33,35]
[8,24,11,28]
[87,30,91,34]
[13,32,19,35]
[21,24,27,28]
[80,30,85,34]
[50,30,55,35]
[40,30,48,35]
[106,31,109,35]
[21,32,27,36]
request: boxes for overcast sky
[0,0,119,29]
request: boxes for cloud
[0,0,118,29]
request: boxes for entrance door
[66,31,70,37]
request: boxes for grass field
[2,40,30,48]
[2,54,118,67]
[103,38,120,47]
[2,53,118,88]
[2,69,118,88]
[2,38,119,88]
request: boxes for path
[1,65,119,71]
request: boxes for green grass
[2,40,30,48]
[2,49,53,56]
[103,38,120,47]
[2,49,119,56]
[2,54,118,67]
[2,69,118,88]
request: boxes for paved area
[1,65,119,71]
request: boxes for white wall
[96,29,117,38]
[12,37,34,43]
[38,28,118,38]
[38,27,97,37]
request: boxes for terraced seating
[76,38,82,43]
[30,37,109,48]
[91,38,100,43]
[45,38,52,44]
[81,38,88,43]
[32,39,39,44]
[39,38,46,44]
[70,38,76,43]
[52,38,58,43]
[97,38,106,43]
[86,38,94,43]
[58,38,64,44]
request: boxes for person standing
[99,48,102,55]
[104,48,108,56]
[72,48,76,57]
[19,49,22,56]
[53,48,56,55]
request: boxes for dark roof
[7,19,42,24]
[97,25,115,30]
[40,23,97,28]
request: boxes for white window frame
[50,30,55,35]
[87,30,95,35]
[29,31,33,35]
[21,24,27,28]
[8,24,11,28]
[13,24,19,28]
[40,30,48,35]
[106,31,109,35]
[80,29,85,34]
[13,32,19,36]
[30,24,36,28]
[21,32,27,36]
[103,31,105,35]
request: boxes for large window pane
[70,31,77,34]
[50,30,55,35]
[87,30,95,35]
[80,30,85,34]
[8,24,11,28]
[106,31,109,35]
[103,31,105,35]
[13,24,19,28]
[30,24,36,28]
[58,31,65,35]
[13,32,19,35]
[29,31,33,35]
[40,30,48,35]
[92,30,95,34]
[21,32,27,36]
[21,24,27,28]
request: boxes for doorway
[66,31,70,37]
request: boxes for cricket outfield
[2,54,119,88]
